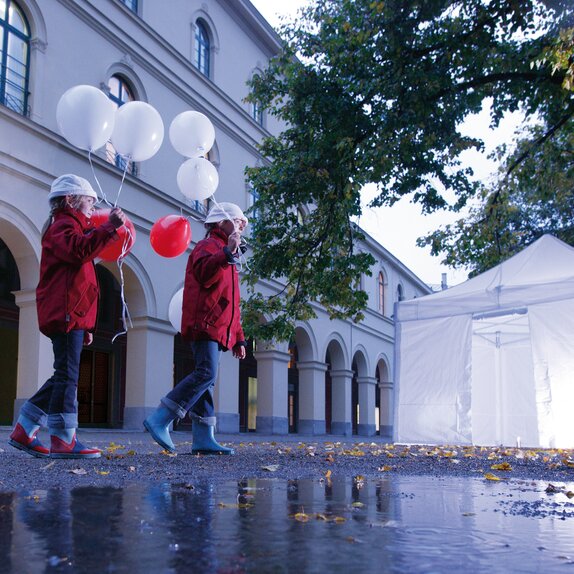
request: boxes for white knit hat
[204,202,248,225]
[48,174,98,201]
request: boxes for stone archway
[0,238,20,424]
[324,337,351,436]
[376,357,393,439]
[295,325,326,435]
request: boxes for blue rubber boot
[191,421,234,455]
[143,405,176,453]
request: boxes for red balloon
[90,209,136,261]
[150,215,192,258]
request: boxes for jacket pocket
[70,284,98,318]
[203,296,229,326]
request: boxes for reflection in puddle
[1,476,573,573]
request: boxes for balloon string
[111,226,134,343]
[114,156,130,208]
[88,150,113,208]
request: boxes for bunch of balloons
[56,84,167,260]
[56,84,164,162]
[56,85,220,262]
[170,110,219,202]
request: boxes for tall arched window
[0,0,30,116]
[119,0,138,13]
[194,20,210,77]
[250,74,263,125]
[378,271,385,315]
[248,186,259,224]
[106,74,137,175]
[396,283,404,302]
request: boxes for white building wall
[0,0,431,437]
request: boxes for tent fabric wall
[395,235,574,449]
[395,314,473,445]
[529,299,574,448]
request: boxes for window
[0,0,30,116]
[189,197,211,217]
[296,208,305,225]
[194,20,210,77]
[119,0,137,12]
[378,271,385,315]
[397,284,404,302]
[250,72,264,125]
[248,186,259,224]
[251,99,263,125]
[106,75,137,175]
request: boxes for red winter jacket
[36,208,118,336]
[181,227,245,350]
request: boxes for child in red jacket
[9,174,126,459]
[144,202,247,454]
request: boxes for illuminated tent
[394,235,574,448]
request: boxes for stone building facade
[0,0,430,437]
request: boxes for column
[330,369,353,436]
[212,352,240,433]
[357,375,377,436]
[12,289,52,421]
[297,360,327,435]
[253,348,290,434]
[123,317,175,429]
[379,381,394,439]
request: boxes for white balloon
[177,157,219,201]
[111,101,164,161]
[169,111,215,158]
[56,85,116,151]
[168,288,184,333]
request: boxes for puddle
[1,475,573,573]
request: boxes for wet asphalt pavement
[1,428,573,491]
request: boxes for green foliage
[243,0,574,340]
[419,121,574,275]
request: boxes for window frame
[0,0,31,116]
[106,74,138,176]
[194,20,210,77]
[378,271,386,315]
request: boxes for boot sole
[8,439,50,458]
[50,452,101,459]
[191,449,234,455]
[143,420,176,453]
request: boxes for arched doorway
[239,338,257,432]
[376,358,392,439]
[77,265,126,427]
[325,350,332,433]
[288,341,298,433]
[0,238,20,424]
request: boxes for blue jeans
[162,340,221,425]
[21,330,84,429]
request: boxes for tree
[419,120,574,276]
[243,0,574,340]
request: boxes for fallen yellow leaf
[484,473,501,481]
[490,462,512,471]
